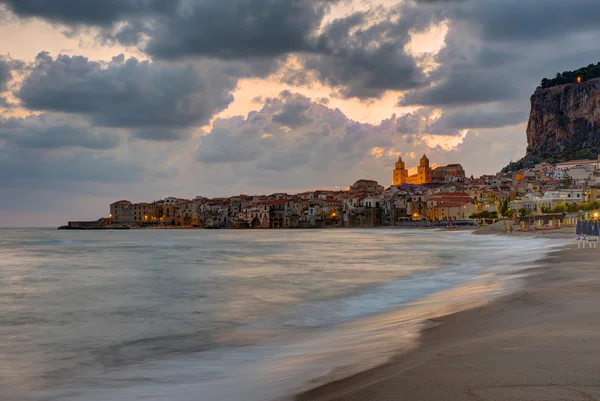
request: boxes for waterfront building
[179,201,195,226]
[409,190,427,220]
[133,202,158,224]
[109,200,134,224]
[428,202,477,221]
[426,192,474,220]
[238,203,270,228]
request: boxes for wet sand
[297,238,600,401]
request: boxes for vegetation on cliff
[502,146,600,173]
[539,62,600,88]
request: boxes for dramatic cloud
[399,72,520,106]
[2,0,442,101]
[1,0,334,59]
[0,58,12,91]
[396,108,442,134]
[0,55,23,107]
[284,4,445,99]
[195,91,469,190]
[0,0,172,26]
[0,113,120,150]
[16,52,237,136]
[0,60,11,107]
[400,0,600,109]
[451,0,600,43]
[433,106,527,130]
[144,0,332,60]
[0,147,144,189]
[271,90,314,128]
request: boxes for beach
[297,235,600,401]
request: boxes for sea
[0,228,566,401]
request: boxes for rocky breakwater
[505,78,600,170]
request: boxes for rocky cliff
[504,78,600,171]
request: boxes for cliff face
[505,78,600,171]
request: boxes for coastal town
[65,154,600,230]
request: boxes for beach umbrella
[586,220,593,237]
[594,222,600,237]
[582,220,588,237]
[589,220,595,237]
[576,220,582,236]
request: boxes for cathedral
[392,155,433,186]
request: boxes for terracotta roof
[429,192,469,199]
[433,202,471,208]
[265,199,288,205]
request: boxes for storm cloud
[451,0,600,43]
[144,0,332,60]
[0,0,172,26]
[399,0,600,112]
[2,0,334,60]
[16,52,237,133]
[0,113,120,150]
[0,58,12,91]
[285,4,445,99]
[271,92,314,128]
[433,107,528,130]
[0,148,144,189]
[195,91,445,175]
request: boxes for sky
[2,0,600,226]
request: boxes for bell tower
[417,155,432,184]
[393,156,408,186]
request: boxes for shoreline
[296,234,600,401]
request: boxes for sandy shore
[297,239,600,401]
[473,220,577,239]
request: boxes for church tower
[417,155,432,184]
[393,156,408,186]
